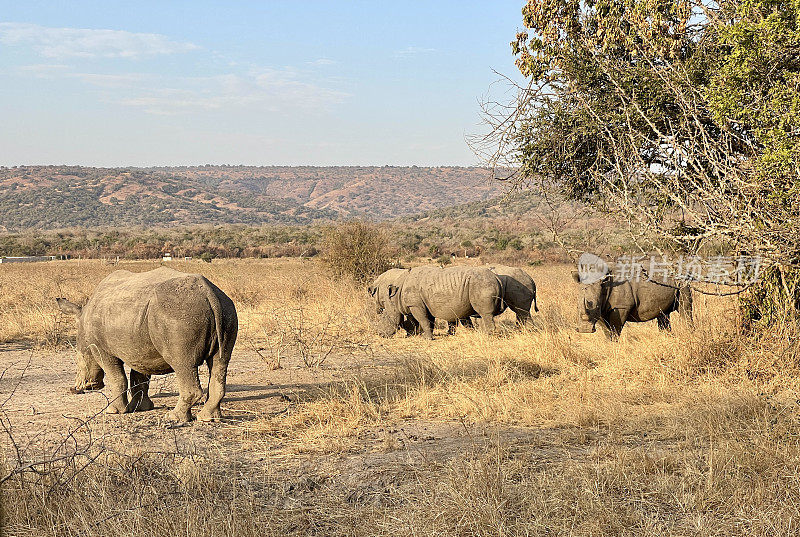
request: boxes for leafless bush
[254,304,370,368]
[0,356,105,491]
[321,221,393,283]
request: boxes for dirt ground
[0,344,572,501]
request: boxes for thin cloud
[307,58,337,66]
[71,72,148,88]
[8,26,347,116]
[115,69,350,115]
[17,63,71,77]
[18,64,149,86]
[0,22,199,58]
[395,46,437,57]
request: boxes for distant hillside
[404,189,548,221]
[0,165,501,231]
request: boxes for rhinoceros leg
[605,309,629,340]
[400,315,420,336]
[656,312,671,331]
[127,369,154,412]
[408,305,434,340]
[102,356,129,414]
[479,313,496,333]
[514,308,532,326]
[165,362,204,423]
[448,317,475,334]
[197,355,228,422]
[472,302,496,333]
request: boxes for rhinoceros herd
[55,263,692,423]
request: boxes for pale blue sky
[0,1,527,166]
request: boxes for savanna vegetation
[3,258,800,536]
[3,0,800,534]
[0,199,625,266]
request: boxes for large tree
[483,0,800,323]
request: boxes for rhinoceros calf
[572,269,692,338]
[57,267,238,423]
[374,265,502,339]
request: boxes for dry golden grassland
[2,258,800,536]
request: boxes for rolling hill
[0,165,504,231]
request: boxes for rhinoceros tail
[494,273,507,313]
[198,277,234,368]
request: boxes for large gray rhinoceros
[487,265,539,325]
[445,265,539,332]
[572,268,692,337]
[374,265,502,339]
[368,268,420,335]
[56,267,238,423]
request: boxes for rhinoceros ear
[571,270,581,283]
[368,286,377,297]
[387,285,399,298]
[56,298,82,316]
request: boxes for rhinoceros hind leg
[197,355,228,422]
[165,362,203,423]
[128,369,154,412]
[656,312,672,331]
[515,309,532,326]
[478,313,496,333]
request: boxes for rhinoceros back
[417,266,501,321]
[487,265,536,314]
[80,267,227,376]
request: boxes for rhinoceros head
[367,284,384,315]
[374,284,404,337]
[56,298,105,394]
[572,271,612,333]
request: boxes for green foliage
[200,252,213,263]
[707,0,800,190]
[510,0,711,202]
[508,238,524,251]
[506,0,800,321]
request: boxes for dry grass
[0,258,371,348]
[3,259,800,536]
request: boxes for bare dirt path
[0,345,580,500]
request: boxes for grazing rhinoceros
[368,268,421,335]
[487,264,539,325]
[572,268,692,338]
[444,265,539,333]
[374,265,502,339]
[57,267,238,423]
